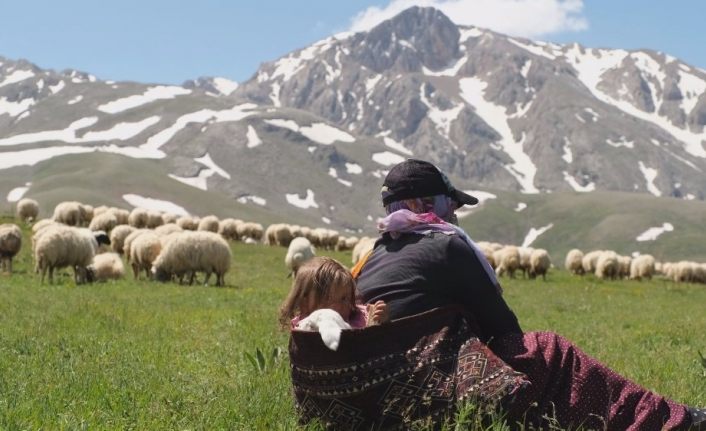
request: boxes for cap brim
[452,189,479,206]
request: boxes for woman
[355,159,705,430]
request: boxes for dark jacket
[356,232,522,343]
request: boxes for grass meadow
[0,218,704,429]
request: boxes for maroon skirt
[491,331,692,430]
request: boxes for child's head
[279,256,357,328]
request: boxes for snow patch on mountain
[123,193,189,216]
[67,95,83,105]
[382,136,413,156]
[420,84,464,139]
[562,137,573,163]
[422,56,467,77]
[522,223,554,247]
[196,153,230,179]
[0,70,35,88]
[265,118,354,144]
[606,136,634,149]
[236,195,267,206]
[515,202,527,212]
[372,151,406,166]
[0,97,35,117]
[636,222,673,242]
[6,182,31,202]
[460,76,538,193]
[286,189,319,209]
[563,171,595,192]
[211,77,239,96]
[638,161,661,196]
[246,125,262,148]
[98,86,191,114]
[346,163,363,174]
[677,70,706,115]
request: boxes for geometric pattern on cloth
[289,307,530,430]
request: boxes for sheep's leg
[49,266,54,284]
[188,272,195,285]
[204,271,212,286]
[132,263,139,280]
[8,258,12,274]
[217,272,224,287]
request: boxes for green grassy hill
[460,189,706,262]
[0,217,704,429]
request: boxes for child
[279,256,388,329]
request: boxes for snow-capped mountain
[1,6,705,233]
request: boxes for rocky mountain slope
[1,6,705,241]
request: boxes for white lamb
[151,231,231,286]
[564,249,584,275]
[0,223,22,273]
[285,237,316,277]
[16,198,39,222]
[87,252,125,282]
[296,309,352,351]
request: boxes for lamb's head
[296,309,352,351]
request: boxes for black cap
[381,159,479,207]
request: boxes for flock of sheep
[2,197,706,287]
[564,249,706,284]
[1,198,372,286]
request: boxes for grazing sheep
[87,252,125,282]
[289,225,303,239]
[518,247,534,278]
[128,208,149,228]
[34,226,109,284]
[581,250,604,274]
[88,211,118,233]
[285,237,316,277]
[477,242,497,269]
[110,225,136,255]
[630,255,655,281]
[0,224,22,273]
[494,246,521,278]
[617,255,632,279]
[528,249,551,280]
[123,229,151,263]
[564,249,585,275]
[273,224,294,247]
[16,198,39,222]
[151,231,231,286]
[595,251,619,280]
[352,237,376,265]
[218,218,242,241]
[110,208,130,225]
[237,222,263,242]
[673,261,695,283]
[197,215,220,233]
[32,218,57,234]
[176,216,199,231]
[52,201,82,226]
[146,211,164,229]
[129,232,162,279]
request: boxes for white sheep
[237,222,263,242]
[110,208,130,225]
[52,201,82,226]
[110,225,136,255]
[34,226,109,284]
[581,250,604,274]
[629,255,655,281]
[518,247,534,278]
[476,242,497,269]
[161,213,179,225]
[16,198,39,222]
[0,223,22,273]
[218,218,242,241]
[152,231,231,286]
[285,237,316,277]
[494,246,521,278]
[154,223,183,237]
[146,211,164,229]
[129,232,162,279]
[564,249,584,275]
[352,237,376,265]
[87,252,125,282]
[176,216,199,231]
[128,208,149,228]
[197,215,220,233]
[123,229,151,263]
[88,211,118,233]
[595,251,619,280]
[617,255,632,279]
[528,248,551,280]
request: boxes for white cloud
[348,0,588,38]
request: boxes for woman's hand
[366,301,389,326]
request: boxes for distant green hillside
[0,153,322,228]
[460,190,706,262]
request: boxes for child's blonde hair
[279,256,356,328]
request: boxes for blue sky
[0,1,704,85]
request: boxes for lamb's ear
[319,322,343,351]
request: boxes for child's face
[309,283,354,321]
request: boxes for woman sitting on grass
[353,159,705,430]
